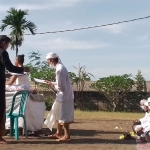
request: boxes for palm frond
[0,7,37,55]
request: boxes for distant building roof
[30,81,150,92]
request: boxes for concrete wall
[39,90,147,112]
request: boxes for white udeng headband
[148,97,150,103]
[140,99,146,105]
[46,52,59,60]
[144,101,148,106]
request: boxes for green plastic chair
[6,90,30,140]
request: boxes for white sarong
[44,100,74,131]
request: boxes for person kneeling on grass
[141,98,150,142]
[133,101,150,142]
[44,52,74,141]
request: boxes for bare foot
[0,137,7,144]
[56,136,71,141]
[48,134,61,139]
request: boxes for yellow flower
[119,135,124,139]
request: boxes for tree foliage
[69,64,94,109]
[27,51,55,92]
[91,74,135,111]
[134,70,146,92]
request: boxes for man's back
[55,63,74,102]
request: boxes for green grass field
[45,110,144,120]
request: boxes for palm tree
[0,7,37,56]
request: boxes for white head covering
[144,101,148,106]
[46,52,62,64]
[46,52,63,66]
[140,99,147,105]
[46,52,59,60]
[147,97,150,103]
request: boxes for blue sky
[0,0,150,81]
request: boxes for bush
[45,96,54,111]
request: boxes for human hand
[30,89,37,94]
[44,80,52,86]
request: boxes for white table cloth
[5,92,46,131]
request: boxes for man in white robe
[44,52,74,141]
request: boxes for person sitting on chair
[6,54,31,91]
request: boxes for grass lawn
[74,110,144,120]
[45,110,144,120]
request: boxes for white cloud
[49,0,82,8]
[0,5,10,12]
[15,4,47,10]
[0,4,47,12]
[24,37,109,51]
[0,0,103,12]
[88,67,150,81]
[101,24,125,34]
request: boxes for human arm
[2,51,25,73]
[6,75,17,85]
[44,80,57,93]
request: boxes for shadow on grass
[70,129,126,136]
[8,138,136,145]
[6,128,136,145]
[40,128,129,136]
[27,128,125,137]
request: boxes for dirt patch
[1,119,136,150]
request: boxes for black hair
[0,35,11,43]
[16,54,25,64]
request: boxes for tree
[91,74,134,111]
[0,7,37,56]
[134,70,146,92]
[26,51,56,92]
[69,64,94,109]
[26,51,56,110]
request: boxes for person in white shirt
[44,52,74,141]
[134,100,150,142]
[6,54,30,91]
[140,99,147,110]
[132,100,150,142]
[143,98,150,142]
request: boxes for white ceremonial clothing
[5,74,32,129]
[44,63,74,130]
[140,112,149,126]
[140,111,150,133]
[6,74,31,91]
[53,63,74,102]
